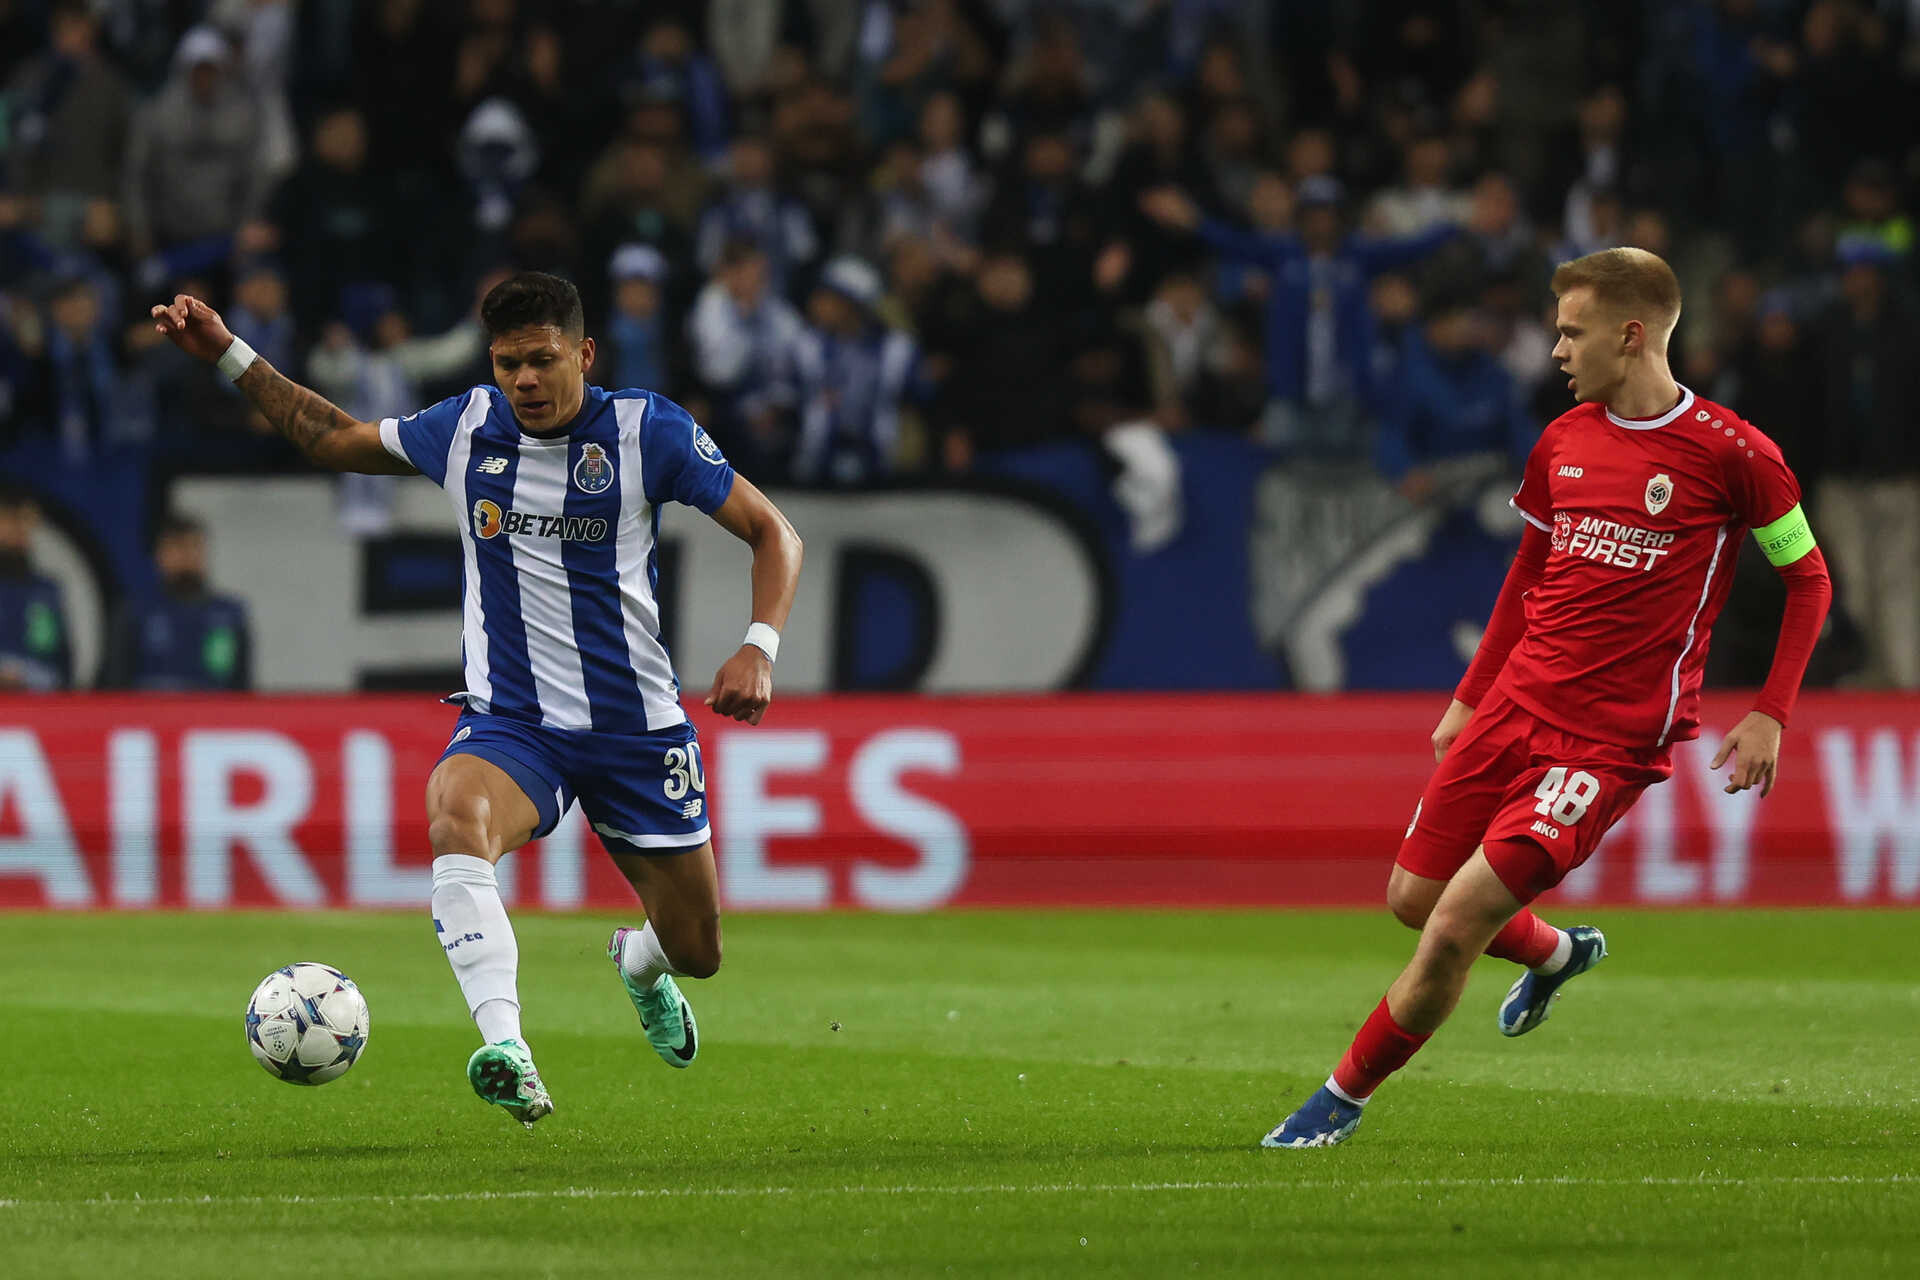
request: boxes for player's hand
[1711,710,1783,797]
[705,646,772,725]
[1431,698,1474,762]
[148,294,236,364]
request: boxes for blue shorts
[438,712,710,854]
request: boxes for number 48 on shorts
[1531,766,1601,837]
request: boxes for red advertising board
[1,693,1916,910]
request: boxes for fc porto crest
[1644,473,1674,516]
[573,442,614,493]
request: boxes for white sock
[431,855,524,1045]
[1325,1075,1368,1107]
[620,921,682,989]
[474,998,522,1045]
[1530,928,1574,976]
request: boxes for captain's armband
[1754,503,1816,567]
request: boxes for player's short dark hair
[0,482,39,513]
[481,273,585,340]
[1551,247,1682,347]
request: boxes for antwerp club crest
[1551,511,1571,552]
[573,443,614,493]
[1645,473,1674,515]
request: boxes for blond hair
[1551,247,1682,349]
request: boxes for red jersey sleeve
[1510,424,1555,532]
[1720,420,1803,528]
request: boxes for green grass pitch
[4,909,1916,1278]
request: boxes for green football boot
[607,927,698,1068]
[466,1039,554,1128]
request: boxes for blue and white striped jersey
[378,383,735,733]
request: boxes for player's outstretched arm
[703,476,803,725]
[149,295,412,475]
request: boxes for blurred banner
[3,692,1916,911]
[18,433,1526,693]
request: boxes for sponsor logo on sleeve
[693,424,725,466]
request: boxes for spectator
[1103,90,1217,302]
[1542,83,1655,247]
[1725,290,1823,489]
[1835,159,1913,261]
[840,139,937,262]
[695,134,820,293]
[787,255,924,487]
[853,0,994,147]
[222,258,296,410]
[1200,96,1268,217]
[982,127,1103,315]
[1375,298,1531,501]
[267,106,398,335]
[0,486,71,691]
[583,138,697,316]
[933,249,1072,471]
[687,239,807,475]
[1794,4,1905,196]
[121,27,272,257]
[1367,133,1472,238]
[5,1,133,243]
[350,0,460,186]
[616,17,731,164]
[1141,271,1224,428]
[1812,236,1920,689]
[915,90,987,245]
[105,511,252,690]
[29,273,145,461]
[599,243,673,394]
[1142,176,1459,459]
[307,282,488,533]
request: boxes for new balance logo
[1557,465,1584,478]
[476,456,509,474]
[681,799,704,819]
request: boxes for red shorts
[1396,689,1673,901]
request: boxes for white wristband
[743,622,780,663]
[217,336,258,382]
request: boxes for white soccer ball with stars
[245,963,371,1086]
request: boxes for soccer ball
[245,963,371,1085]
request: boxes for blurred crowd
[3,0,1919,689]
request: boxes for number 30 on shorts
[663,743,706,800]
[1533,767,1601,825]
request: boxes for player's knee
[1386,881,1432,931]
[676,937,721,979]
[670,921,722,979]
[1417,911,1480,969]
[427,794,492,856]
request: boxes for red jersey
[1497,386,1802,749]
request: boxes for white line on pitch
[1,1173,1915,1211]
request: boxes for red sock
[1331,996,1432,1101]
[1484,909,1560,968]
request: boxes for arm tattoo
[234,361,360,461]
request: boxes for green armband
[1754,503,1816,567]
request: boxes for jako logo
[472,499,608,542]
[1558,464,1584,478]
